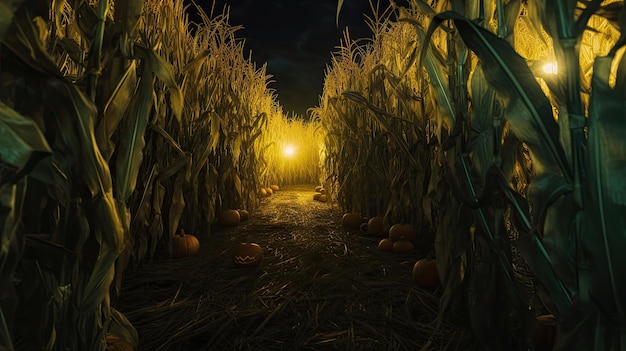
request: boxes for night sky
[186,0,409,117]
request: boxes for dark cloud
[186,0,408,116]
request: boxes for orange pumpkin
[233,243,263,267]
[237,209,249,221]
[342,213,362,229]
[412,258,440,288]
[218,209,240,227]
[367,216,387,236]
[318,194,328,202]
[392,239,414,254]
[313,193,322,201]
[377,238,394,252]
[270,184,279,191]
[534,314,557,351]
[265,187,273,195]
[389,223,416,242]
[260,188,267,197]
[105,334,134,351]
[171,230,200,258]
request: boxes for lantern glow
[283,144,296,157]
[543,62,558,75]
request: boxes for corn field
[1,0,626,350]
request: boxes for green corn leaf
[2,9,62,77]
[168,172,186,237]
[115,61,153,202]
[0,102,51,174]
[149,123,185,156]
[423,11,571,182]
[136,45,183,123]
[96,59,138,160]
[401,17,456,142]
[584,54,626,322]
[466,63,497,191]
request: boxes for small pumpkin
[218,209,240,227]
[367,216,387,236]
[260,188,267,197]
[389,223,416,242]
[342,213,362,229]
[237,209,249,221]
[313,193,322,201]
[265,187,273,195]
[412,258,440,288]
[318,194,328,202]
[233,243,263,267]
[392,238,414,254]
[377,238,393,252]
[105,334,134,351]
[171,229,200,259]
[534,314,557,351]
[270,184,279,191]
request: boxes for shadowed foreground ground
[117,184,468,351]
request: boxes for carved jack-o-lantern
[233,243,263,267]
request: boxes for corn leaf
[402,16,456,142]
[115,61,154,202]
[114,0,143,39]
[466,64,497,191]
[336,0,344,27]
[96,59,138,160]
[584,54,626,322]
[0,102,52,174]
[136,45,183,123]
[168,172,186,238]
[424,11,571,182]
[109,308,139,348]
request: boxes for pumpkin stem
[177,228,186,236]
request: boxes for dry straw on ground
[117,185,467,350]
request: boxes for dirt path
[117,184,462,351]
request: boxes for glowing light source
[283,144,296,157]
[543,62,558,75]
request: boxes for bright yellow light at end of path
[283,145,296,157]
[543,62,558,75]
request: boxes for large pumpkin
[389,223,416,242]
[342,213,362,229]
[367,216,387,236]
[318,194,328,202]
[233,243,263,267]
[218,209,240,227]
[171,230,200,258]
[313,193,322,201]
[105,334,134,351]
[412,258,440,288]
